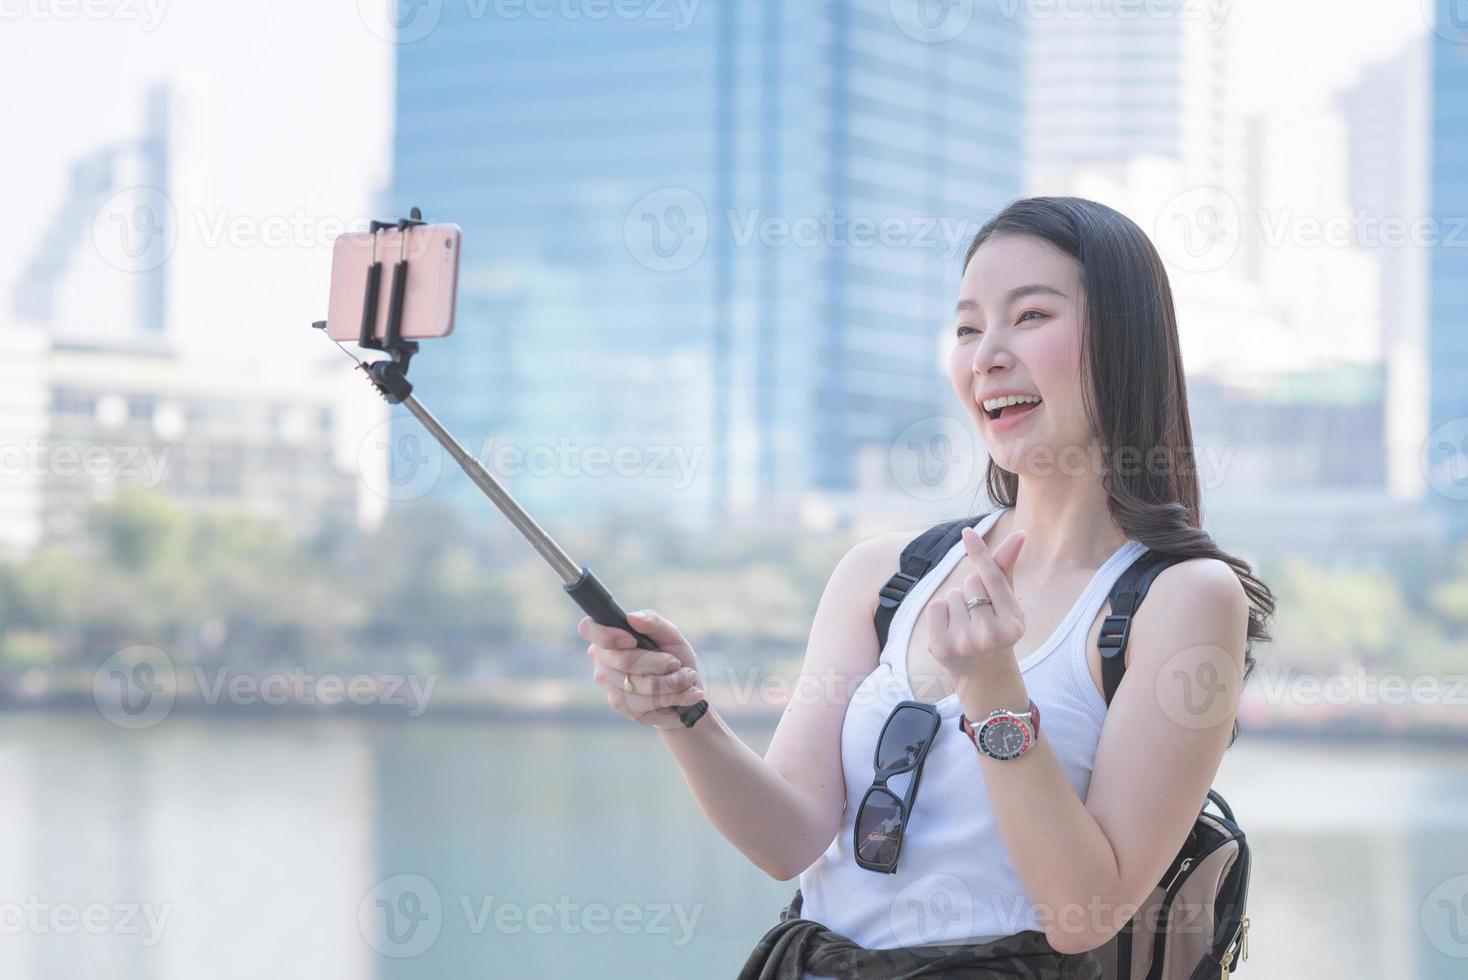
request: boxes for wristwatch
[960,699,1041,761]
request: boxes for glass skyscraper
[387,0,1022,531]
[1428,6,1468,535]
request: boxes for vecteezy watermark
[994,0,1230,29]
[0,440,171,487]
[356,0,700,44]
[1253,208,1468,251]
[0,0,168,30]
[890,0,976,43]
[725,209,977,259]
[624,190,983,272]
[887,873,1213,959]
[92,186,177,274]
[93,646,440,728]
[890,873,980,948]
[887,417,1238,503]
[188,207,432,254]
[1153,644,1243,731]
[1423,416,1468,501]
[0,897,173,946]
[357,874,703,958]
[193,667,437,719]
[359,419,446,503]
[1419,0,1468,45]
[93,646,177,730]
[1422,873,1468,958]
[1152,186,1243,274]
[359,874,443,958]
[1250,667,1468,709]
[1154,187,1468,274]
[889,416,983,503]
[623,187,710,273]
[358,417,706,502]
[709,659,1468,719]
[89,194,453,273]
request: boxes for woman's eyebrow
[955,284,1068,313]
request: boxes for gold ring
[965,594,991,610]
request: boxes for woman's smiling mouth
[981,393,1043,428]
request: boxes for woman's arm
[650,532,906,881]
[948,548,1248,955]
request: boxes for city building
[1339,36,1431,503]
[1426,6,1468,534]
[390,0,1025,531]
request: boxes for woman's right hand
[577,610,706,729]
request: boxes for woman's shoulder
[834,529,917,621]
[835,514,994,619]
[1130,555,1250,660]
[1145,555,1245,605]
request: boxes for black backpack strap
[1099,550,1188,706]
[874,512,992,651]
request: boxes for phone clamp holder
[333,206,428,405]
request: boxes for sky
[0,0,1434,374]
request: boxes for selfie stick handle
[315,209,709,730]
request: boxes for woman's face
[947,232,1092,475]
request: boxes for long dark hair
[961,196,1274,745]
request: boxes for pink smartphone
[325,222,460,342]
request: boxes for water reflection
[0,715,1463,978]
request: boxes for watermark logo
[92,186,177,274]
[890,873,978,949]
[359,417,446,501]
[359,0,701,40]
[1251,667,1468,708]
[1153,644,1241,730]
[1423,416,1468,501]
[624,187,709,273]
[890,415,981,502]
[357,876,702,955]
[359,874,444,958]
[1420,0,1468,45]
[358,0,444,43]
[193,668,437,718]
[995,0,1230,29]
[0,439,171,487]
[1422,873,1468,958]
[0,0,168,30]
[1152,187,1241,273]
[891,0,975,43]
[92,645,176,730]
[0,897,172,945]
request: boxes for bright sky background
[0,0,1435,373]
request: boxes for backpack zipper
[1163,856,1193,891]
[1144,831,1239,980]
[1219,914,1249,978]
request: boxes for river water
[0,713,1464,978]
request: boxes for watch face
[978,718,1031,760]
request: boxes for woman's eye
[957,325,981,338]
[1017,309,1045,324]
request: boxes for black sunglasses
[854,699,941,874]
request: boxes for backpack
[874,512,1252,980]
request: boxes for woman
[578,196,1275,978]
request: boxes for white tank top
[796,507,1148,972]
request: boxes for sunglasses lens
[856,788,903,868]
[876,705,935,771]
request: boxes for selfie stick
[312,208,708,729]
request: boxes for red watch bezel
[961,699,1040,759]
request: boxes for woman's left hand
[928,525,1027,684]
